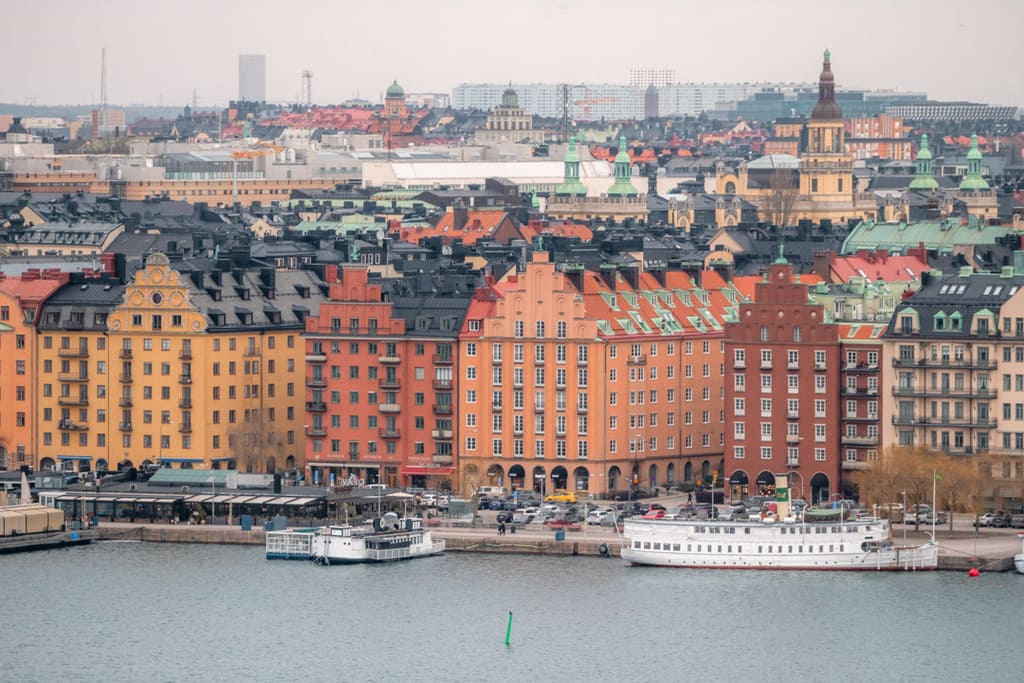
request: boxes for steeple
[910,134,939,190]
[774,241,789,265]
[810,48,842,120]
[607,136,639,196]
[555,135,588,196]
[501,82,519,109]
[959,134,990,191]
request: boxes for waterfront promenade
[93,516,1022,570]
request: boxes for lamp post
[901,489,907,545]
[207,475,216,524]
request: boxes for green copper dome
[386,80,405,98]
[960,134,990,191]
[556,136,588,196]
[916,133,932,160]
[607,136,639,196]
[910,134,939,190]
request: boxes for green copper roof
[960,134,990,191]
[386,80,404,98]
[910,134,939,190]
[824,48,830,62]
[841,218,1009,254]
[556,136,588,196]
[607,136,639,196]
[773,241,788,265]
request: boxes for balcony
[760,360,772,370]
[379,378,401,390]
[432,354,453,365]
[841,435,879,446]
[534,402,545,413]
[179,349,193,360]
[57,397,88,407]
[178,424,193,434]
[118,397,133,408]
[58,347,89,358]
[786,457,800,467]
[492,403,503,412]
[379,428,401,439]
[378,354,401,364]
[628,354,647,365]
[576,404,588,413]
[58,420,88,431]
[891,386,997,400]
[378,403,401,414]
[179,399,193,409]
[814,362,827,370]
[432,379,453,390]
[845,413,880,422]
[432,454,453,465]
[119,374,133,383]
[431,429,453,439]
[785,434,802,443]
[786,361,799,370]
[491,355,503,364]
[244,348,260,358]
[119,349,133,359]
[892,416,918,426]
[841,460,870,471]
[179,374,192,384]
[305,427,327,437]
[786,411,799,419]
[305,401,327,413]
[432,403,453,415]
[306,377,327,389]
[844,362,879,374]
[305,352,327,364]
[58,374,89,382]
[534,356,545,365]
[119,422,133,431]
[734,359,746,369]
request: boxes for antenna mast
[99,47,108,134]
[302,70,313,108]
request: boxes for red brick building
[724,258,842,504]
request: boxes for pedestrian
[687,491,693,505]
[498,521,505,536]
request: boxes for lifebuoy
[599,544,610,557]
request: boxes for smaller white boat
[309,513,444,565]
[1015,533,1024,575]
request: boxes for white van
[477,486,505,497]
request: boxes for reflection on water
[1,542,1021,682]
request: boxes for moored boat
[308,513,444,565]
[1015,533,1024,575]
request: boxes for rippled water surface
[2,541,1021,682]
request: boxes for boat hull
[622,517,938,571]
[1015,553,1023,574]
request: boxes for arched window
[725,181,736,194]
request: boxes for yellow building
[36,252,325,473]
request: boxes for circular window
[152,292,163,305]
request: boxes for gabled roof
[829,251,929,284]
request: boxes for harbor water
[2,541,1021,682]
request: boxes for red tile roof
[829,250,929,284]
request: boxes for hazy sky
[3,0,1022,109]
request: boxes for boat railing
[364,540,444,562]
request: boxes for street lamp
[207,475,216,524]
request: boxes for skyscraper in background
[238,54,266,102]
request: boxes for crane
[573,91,618,121]
[231,145,285,204]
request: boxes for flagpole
[931,469,937,542]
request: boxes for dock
[0,529,96,554]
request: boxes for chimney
[452,198,469,232]
[813,250,834,283]
[100,252,117,276]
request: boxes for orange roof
[389,209,510,245]
[830,252,928,284]
[519,220,593,243]
[837,322,887,340]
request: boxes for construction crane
[573,96,618,121]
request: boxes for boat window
[808,546,812,553]
[758,546,762,553]
[840,545,844,552]
[634,541,641,548]
[820,545,824,552]
[643,542,651,549]
[687,544,691,552]
[718,545,722,553]
[788,546,793,553]
[673,544,680,551]
[697,545,702,552]
[767,546,772,553]
[727,545,732,553]
[744,528,751,535]
[847,527,856,533]
[829,545,834,552]
[653,542,661,550]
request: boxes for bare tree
[226,407,295,474]
[764,169,799,228]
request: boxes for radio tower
[301,70,313,108]
[99,47,108,133]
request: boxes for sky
[3,0,1022,110]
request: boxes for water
[2,542,1021,682]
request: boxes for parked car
[975,511,1010,527]
[600,513,623,528]
[586,510,610,525]
[903,504,947,525]
[544,491,577,504]
[511,512,534,525]
[1010,514,1024,529]
[642,509,666,520]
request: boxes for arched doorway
[701,460,711,481]
[265,457,277,474]
[508,464,526,493]
[648,464,658,489]
[285,455,296,473]
[211,461,221,470]
[119,459,134,471]
[810,473,831,504]
[141,459,153,467]
[551,466,568,491]
[684,462,693,482]
[756,471,776,497]
[39,457,56,471]
[573,466,589,492]
[532,465,546,495]
[666,463,676,485]
[95,459,109,472]
[729,470,749,500]
[0,445,6,470]
[487,464,505,486]
[608,466,621,493]
[226,459,237,470]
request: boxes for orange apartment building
[0,270,69,471]
[303,266,469,489]
[459,253,737,497]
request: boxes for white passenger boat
[308,514,444,565]
[1015,533,1024,574]
[622,512,937,571]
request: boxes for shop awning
[245,496,276,505]
[58,455,92,461]
[157,457,205,463]
[401,466,455,476]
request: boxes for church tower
[798,50,853,200]
[959,134,990,191]
[555,136,588,196]
[607,136,639,196]
[909,134,939,190]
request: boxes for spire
[910,134,939,190]
[810,49,842,120]
[556,136,588,196]
[774,241,789,265]
[959,134,990,191]
[607,136,639,196]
